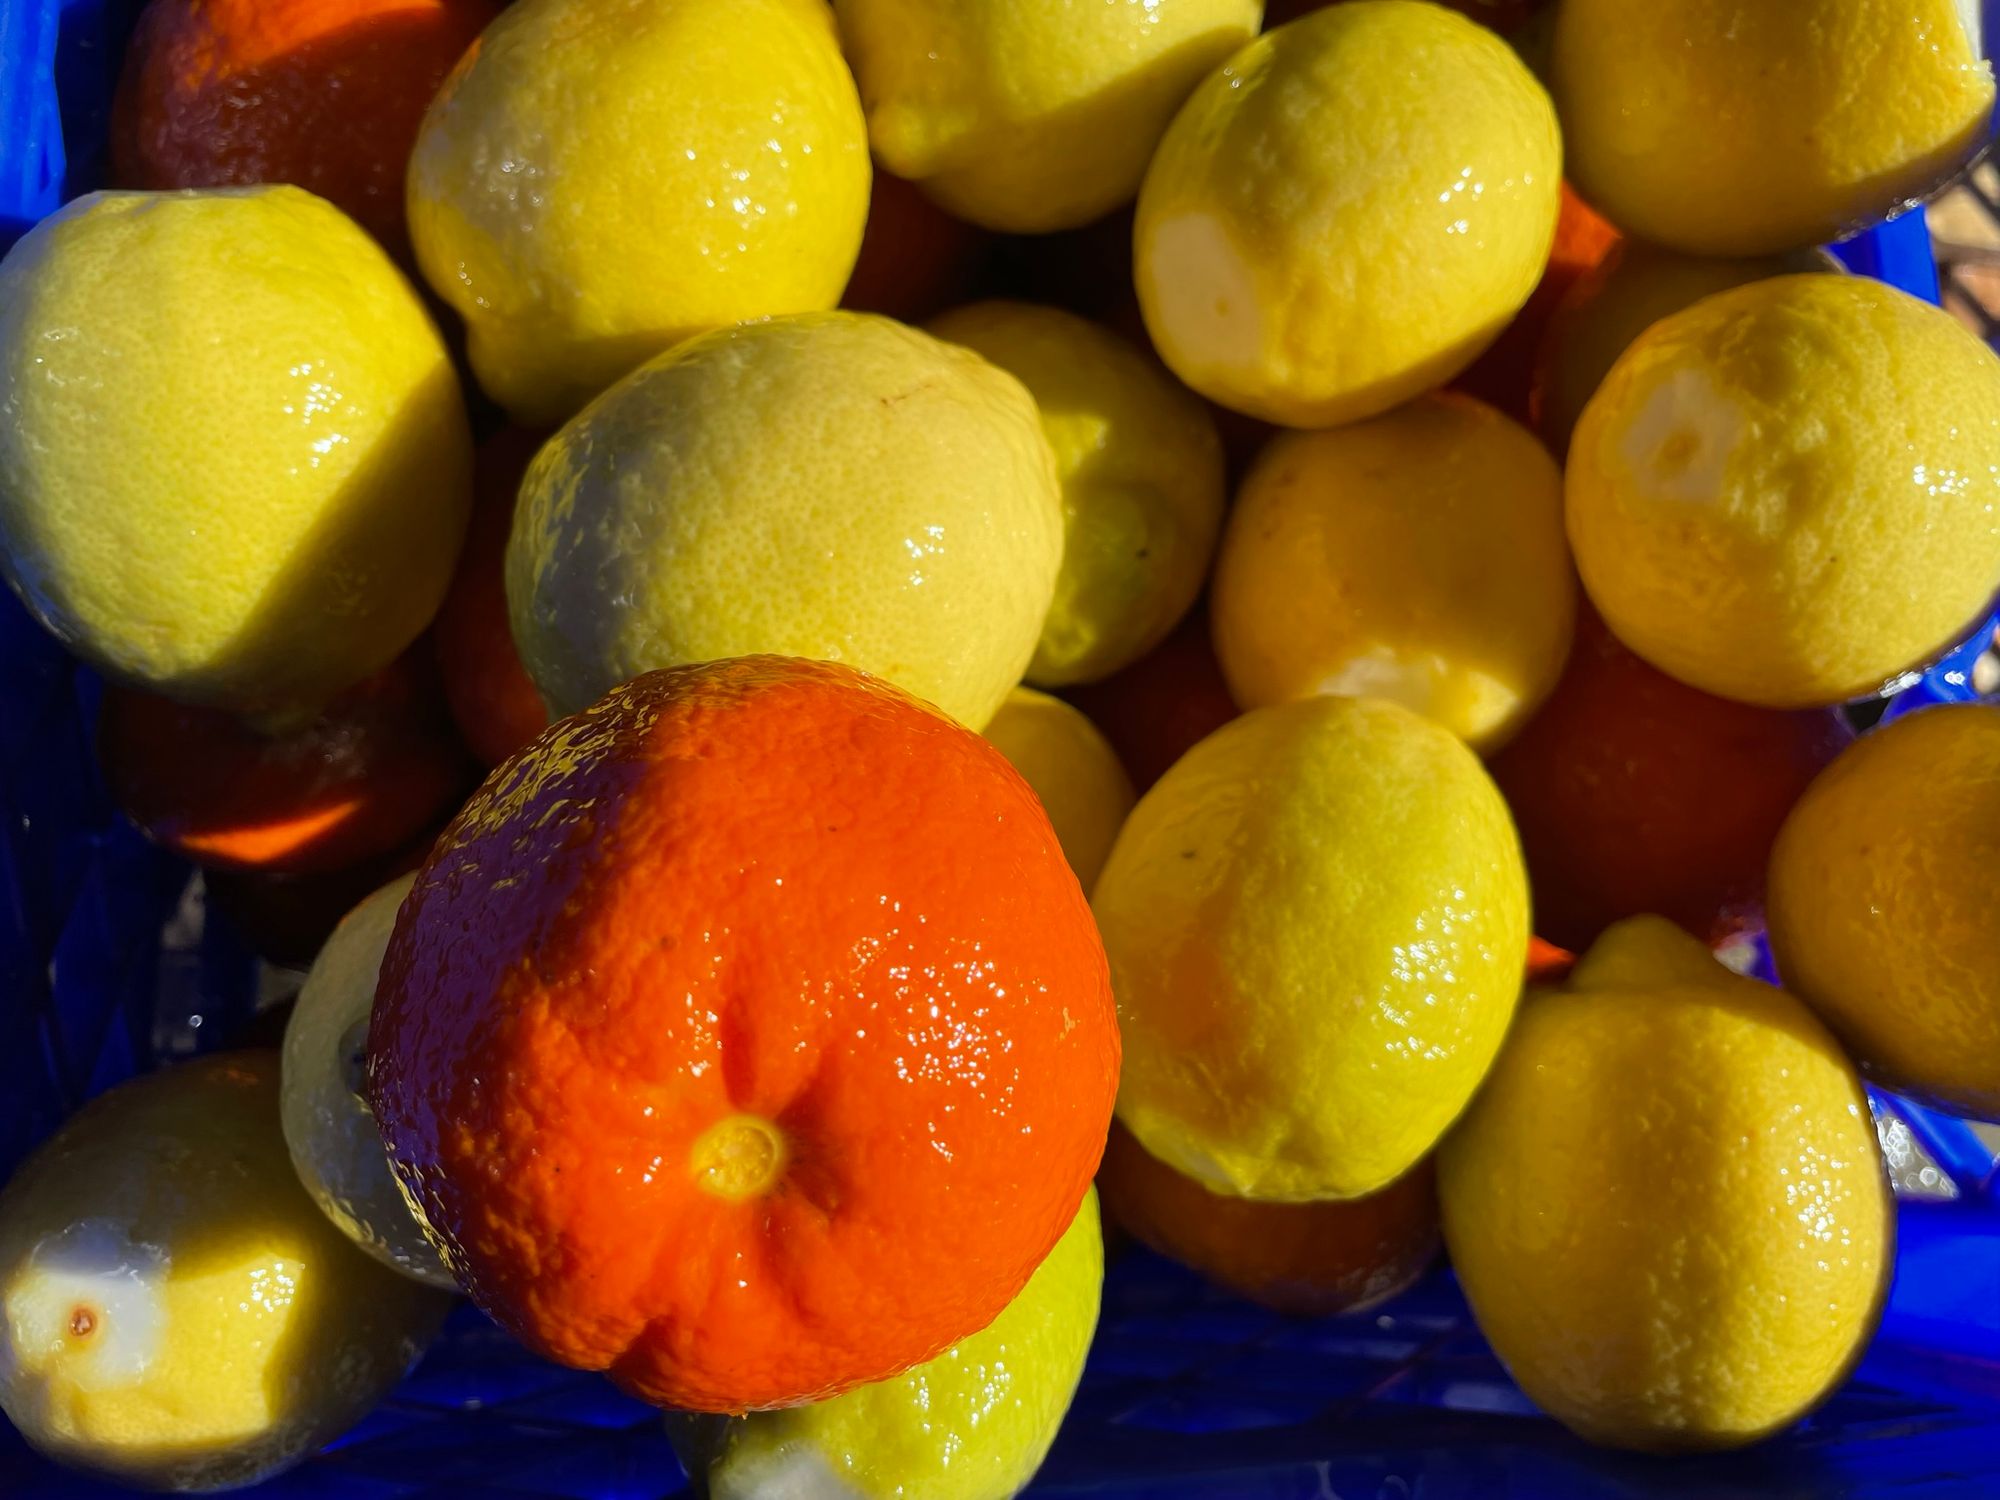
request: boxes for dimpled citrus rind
[409,0,870,426]
[368,658,1118,1412]
[1554,0,1994,256]
[1567,274,2000,709]
[1094,695,1528,1203]
[681,1190,1103,1500]
[1769,703,2000,1118]
[1134,0,1561,428]
[837,0,1262,233]
[929,301,1227,688]
[0,1054,450,1491]
[508,311,1063,731]
[1439,918,1893,1452]
[1212,391,1575,753]
[0,186,471,721]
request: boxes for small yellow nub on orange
[690,1116,788,1201]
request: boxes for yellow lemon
[669,1191,1100,1500]
[1439,917,1893,1452]
[1553,0,1994,256]
[982,687,1136,891]
[1533,243,1838,453]
[282,875,456,1290]
[0,1054,452,1490]
[0,187,470,725]
[1567,274,2000,709]
[1211,392,1574,754]
[1769,703,2000,1118]
[835,0,1261,234]
[408,0,870,426]
[509,312,1062,729]
[1094,696,1528,1202]
[929,301,1225,686]
[1133,1,1560,428]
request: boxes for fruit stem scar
[690,1115,788,1201]
[69,1306,97,1337]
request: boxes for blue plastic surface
[5,3,2000,1497]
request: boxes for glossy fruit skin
[1211,391,1574,753]
[434,429,550,767]
[1490,610,1850,951]
[1439,917,1893,1452]
[1567,274,2000,709]
[0,186,472,723]
[1554,0,1993,256]
[1094,695,1528,1203]
[1134,1,1561,427]
[1062,607,1240,795]
[835,0,1262,234]
[0,1053,451,1491]
[111,0,500,257]
[982,687,1137,892]
[675,1191,1102,1500]
[1768,703,2000,1119]
[407,0,871,426]
[507,311,1063,730]
[369,657,1119,1412]
[929,301,1227,688]
[1098,1125,1438,1317]
[97,650,474,875]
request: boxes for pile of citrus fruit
[1,0,1997,1491]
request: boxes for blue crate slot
[4,1,2000,1496]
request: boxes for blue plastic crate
[4,4,2000,1497]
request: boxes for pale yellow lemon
[982,688,1136,891]
[0,186,470,725]
[1567,273,2000,708]
[1133,1,1560,428]
[0,1054,451,1491]
[1094,696,1528,1202]
[1440,917,1893,1452]
[1553,0,1994,256]
[670,1191,1101,1500]
[282,875,455,1290]
[1212,392,1574,754]
[929,301,1225,686]
[1769,703,2000,1119]
[409,0,870,426]
[509,312,1062,729]
[836,0,1261,234]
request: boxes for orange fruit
[111,0,500,256]
[96,650,474,875]
[368,656,1120,1412]
[1062,607,1240,794]
[841,171,988,325]
[1097,1124,1438,1317]
[1490,610,1850,951]
[434,429,551,767]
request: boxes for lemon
[670,1190,1100,1500]
[835,0,1261,234]
[1534,244,1837,453]
[0,1053,452,1490]
[408,0,870,426]
[1553,0,1994,256]
[282,875,455,1290]
[1769,703,2000,1118]
[1439,917,1893,1452]
[1567,274,2000,709]
[929,301,1225,686]
[982,688,1136,891]
[510,312,1062,728]
[1211,392,1574,754]
[1094,696,1528,1202]
[1133,1,1560,428]
[0,187,471,725]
